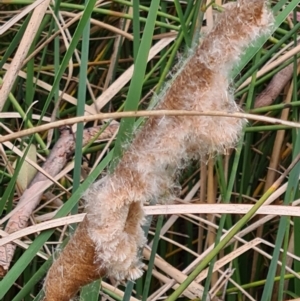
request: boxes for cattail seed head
[43,2,274,300]
[85,0,274,280]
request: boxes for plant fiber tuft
[43,1,274,300]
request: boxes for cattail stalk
[43,1,274,300]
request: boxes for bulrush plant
[43,1,274,300]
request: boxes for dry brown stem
[43,1,274,300]
[3,110,300,144]
[254,63,295,108]
[0,0,50,111]
[0,124,118,277]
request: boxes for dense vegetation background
[0,0,299,300]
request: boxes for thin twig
[0,109,299,143]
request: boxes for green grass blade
[0,14,31,69]
[112,0,160,162]
[72,0,91,218]
[37,0,98,125]
[142,215,163,301]
[174,0,190,47]
[261,83,300,301]
[80,280,101,301]
[122,281,135,301]
[11,257,53,301]
[133,0,140,60]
